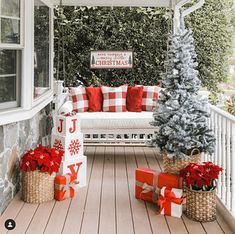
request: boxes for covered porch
[0,0,235,233]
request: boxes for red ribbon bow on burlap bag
[157,187,184,216]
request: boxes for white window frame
[0,0,24,47]
[0,0,23,110]
[0,0,54,125]
[33,0,54,105]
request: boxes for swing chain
[56,0,66,87]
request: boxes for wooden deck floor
[0,146,234,234]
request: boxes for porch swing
[54,1,203,146]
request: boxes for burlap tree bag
[163,149,201,175]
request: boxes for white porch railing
[207,104,235,217]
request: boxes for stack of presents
[50,113,183,217]
[52,113,87,201]
[136,168,184,218]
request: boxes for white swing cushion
[58,101,153,130]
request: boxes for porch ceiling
[51,0,182,7]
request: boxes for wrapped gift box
[54,173,78,201]
[58,156,87,188]
[158,186,184,218]
[158,172,183,189]
[135,167,182,202]
[55,114,81,136]
[51,133,84,160]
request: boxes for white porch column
[173,0,205,33]
[173,6,180,34]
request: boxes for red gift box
[135,168,182,203]
[54,173,78,201]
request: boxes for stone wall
[0,104,53,214]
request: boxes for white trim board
[0,91,53,126]
[51,0,175,7]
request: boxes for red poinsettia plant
[180,162,222,191]
[20,145,63,175]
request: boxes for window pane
[0,50,16,75]
[1,18,20,44]
[34,0,50,98]
[0,49,20,107]
[0,76,16,103]
[1,0,20,17]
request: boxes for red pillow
[86,87,103,112]
[126,86,143,112]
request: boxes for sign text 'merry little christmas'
[90,50,133,69]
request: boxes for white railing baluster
[206,111,211,162]
[204,114,210,162]
[221,117,226,203]
[214,112,218,166]
[217,114,222,198]
[231,123,235,215]
[211,111,215,162]
[226,119,231,209]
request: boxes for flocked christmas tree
[150,20,215,160]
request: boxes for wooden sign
[90,50,133,69]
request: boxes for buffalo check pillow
[101,85,128,112]
[137,85,161,111]
[69,86,89,112]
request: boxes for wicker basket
[22,170,56,203]
[163,149,201,174]
[185,188,216,222]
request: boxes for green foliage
[228,73,235,87]
[54,6,171,86]
[34,6,50,87]
[185,0,234,91]
[54,3,234,90]
[208,92,220,105]
[225,95,235,116]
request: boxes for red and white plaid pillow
[69,86,89,112]
[101,86,128,112]
[139,85,161,111]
